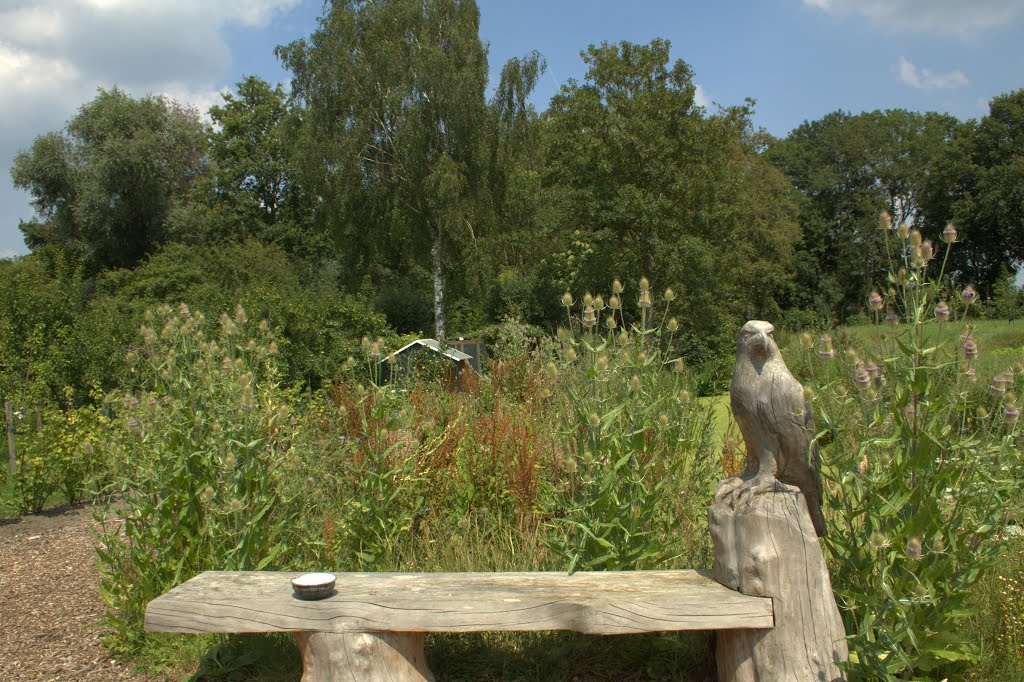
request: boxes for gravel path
[0,502,157,682]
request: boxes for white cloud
[0,0,302,255]
[802,0,1024,34]
[897,56,968,89]
[694,83,712,108]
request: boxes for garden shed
[380,338,475,391]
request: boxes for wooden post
[709,483,847,681]
[5,401,16,476]
[293,632,434,682]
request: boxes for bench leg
[294,631,435,682]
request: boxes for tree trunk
[431,224,446,341]
[709,481,847,681]
[293,631,434,682]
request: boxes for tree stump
[293,631,434,682]
[709,480,847,681]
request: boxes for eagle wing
[768,365,825,535]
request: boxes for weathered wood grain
[144,569,773,636]
[294,631,434,682]
[710,484,847,681]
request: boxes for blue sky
[2,0,1023,258]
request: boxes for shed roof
[383,338,472,363]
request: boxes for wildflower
[608,294,621,310]
[879,211,892,230]
[991,376,1008,396]
[545,361,558,376]
[564,348,577,362]
[868,291,883,311]
[942,222,958,244]
[1006,404,1020,425]
[618,330,629,344]
[914,584,929,599]
[897,222,910,240]
[269,341,278,354]
[658,414,670,428]
[865,362,880,380]
[854,369,871,390]
[595,356,608,372]
[605,315,617,330]
[588,413,601,428]
[680,390,691,402]
[817,335,835,359]
[906,537,923,560]
[666,317,679,332]
[222,358,233,371]
[800,332,813,349]
[885,310,900,326]
[858,455,869,474]
[803,387,815,402]
[1000,370,1015,388]
[178,303,190,318]
[919,240,934,262]
[978,406,989,420]
[935,301,950,322]
[582,305,597,327]
[612,279,624,294]
[630,375,642,392]
[962,339,979,360]
[869,532,890,551]
[964,366,977,382]
[583,292,593,306]
[561,292,573,307]
[639,276,650,291]
[961,285,978,304]
[224,454,236,469]
[259,319,269,332]
[369,342,381,360]
[910,229,923,246]
[664,288,676,302]
[638,289,653,309]
[594,295,605,311]
[673,359,685,373]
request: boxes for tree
[540,40,800,342]
[11,88,209,271]
[918,90,1024,294]
[166,76,325,258]
[277,0,493,340]
[767,109,959,319]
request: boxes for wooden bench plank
[145,569,773,636]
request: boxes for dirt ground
[0,501,156,682]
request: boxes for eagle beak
[758,331,770,352]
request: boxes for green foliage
[11,88,208,271]
[802,228,1022,679]
[542,39,799,370]
[279,0,497,338]
[766,109,961,320]
[96,240,393,389]
[96,304,295,652]
[12,400,109,514]
[918,90,1024,292]
[546,280,718,571]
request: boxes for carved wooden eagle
[728,320,825,536]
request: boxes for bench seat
[145,569,773,681]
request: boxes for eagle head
[737,320,776,361]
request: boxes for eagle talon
[734,474,780,506]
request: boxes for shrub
[546,280,719,571]
[96,304,296,652]
[808,220,1022,679]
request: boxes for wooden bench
[145,569,773,681]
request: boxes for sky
[2,0,1023,260]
